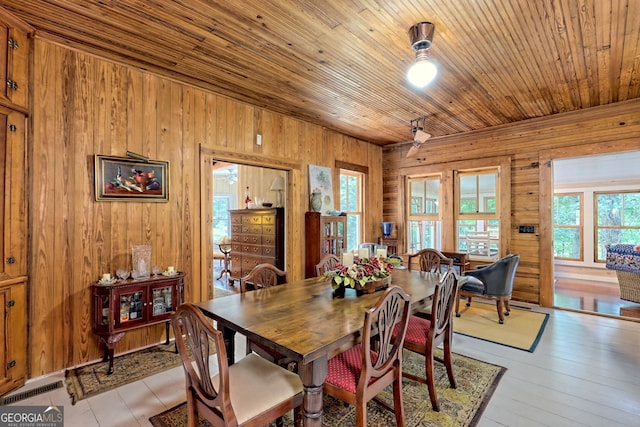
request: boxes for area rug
[454,301,549,352]
[149,349,505,427]
[65,343,180,404]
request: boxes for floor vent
[0,380,63,405]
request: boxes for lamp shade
[270,175,285,191]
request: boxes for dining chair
[399,268,459,412]
[314,254,340,276]
[171,303,303,427]
[407,248,453,273]
[455,253,520,324]
[408,248,453,320]
[239,263,287,293]
[323,285,411,427]
[240,263,292,368]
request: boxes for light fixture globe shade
[407,59,437,88]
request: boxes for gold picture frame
[95,155,169,201]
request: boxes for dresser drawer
[241,244,263,256]
[241,224,263,234]
[241,215,263,225]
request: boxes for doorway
[199,147,299,301]
[551,151,640,319]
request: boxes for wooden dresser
[229,208,285,284]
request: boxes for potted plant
[324,256,399,297]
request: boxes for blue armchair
[455,254,520,324]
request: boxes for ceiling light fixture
[407,21,437,88]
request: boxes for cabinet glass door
[119,291,144,323]
[151,286,173,316]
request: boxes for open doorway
[211,161,288,295]
[552,151,640,319]
[198,148,299,302]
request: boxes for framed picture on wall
[95,155,169,201]
[308,164,335,214]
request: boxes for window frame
[399,156,511,260]
[553,192,584,261]
[406,174,442,253]
[338,166,364,252]
[594,189,640,262]
[455,167,501,258]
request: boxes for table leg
[219,325,236,366]
[298,355,328,427]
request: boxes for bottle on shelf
[245,186,252,209]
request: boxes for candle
[167,266,175,273]
[376,248,387,259]
[358,248,369,259]
[102,273,111,281]
[342,252,354,267]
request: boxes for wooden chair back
[171,303,235,425]
[172,303,303,427]
[240,263,287,293]
[323,286,411,426]
[408,248,454,273]
[314,254,340,276]
[402,268,460,411]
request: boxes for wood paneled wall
[28,38,382,376]
[382,99,640,305]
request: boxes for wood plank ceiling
[2,0,639,145]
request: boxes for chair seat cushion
[213,353,302,424]
[325,345,378,393]
[403,315,431,346]
[460,276,485,294]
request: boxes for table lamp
[270,175,285,207]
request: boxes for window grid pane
[595,191,640,261]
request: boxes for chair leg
[465,296,472,307]
[455,295,461,317]
[504,298,511,316]
[443,336,457,389]
[495,299,505,324]
[293,406,303,427]
[392,374,406,427]
[425,352,440,412]
[355,395,367,427]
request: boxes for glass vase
[131,245,151,279]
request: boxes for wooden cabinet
[305,212,347,278]
[229,208,285,284]
[0,106,27,279]
[0,10,32,111]
[92,273,184,374]
[0,279,26,396]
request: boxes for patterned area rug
[65,343,180,404]
[149,349,505,427]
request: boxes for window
[553,193,583,260]
[456,168,499,258]
[406,176,441,253]
[339,169,363,251]
[595,191,640,261]
[213,194,234,244]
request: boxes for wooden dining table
[195,267,440,427]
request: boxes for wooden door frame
[199,146,301,301]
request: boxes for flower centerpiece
[324,255,400,296]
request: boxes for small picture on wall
[95,155,169,201]
[308,164,335,214]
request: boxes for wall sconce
[270,175,285,207]
[407,21,437,88]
